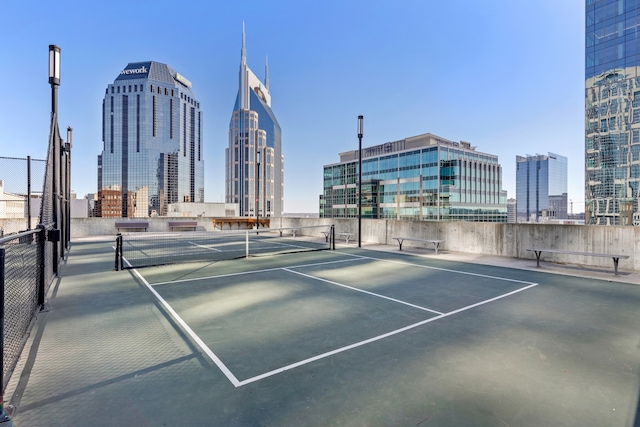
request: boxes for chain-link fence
[0,157,46,236]
[0,111,69,394]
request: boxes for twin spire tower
[226,24,283,218]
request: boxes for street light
[256,149,261,232]
[48,45,61,114]
[358,115,363,248]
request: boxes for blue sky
[0,0,585,213]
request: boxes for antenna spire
[265,55,269,90]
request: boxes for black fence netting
[0,156,46,236]
[0,110,69,396]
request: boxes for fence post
[38,225,47,310]
[27,156,31,231]
[0,248,5,405]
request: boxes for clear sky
[0,0,585,214]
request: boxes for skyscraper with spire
[226,25,283,218]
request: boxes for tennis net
[115,224,335,270]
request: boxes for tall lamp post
[49,45,61,273]
[256,150,261,231]
[357,115,363,248]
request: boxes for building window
[170,98,174,139]
[153,96,157,137]
[150,85,154,92]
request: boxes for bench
[169,220,197,231]
[321,231,331,242]
[338,232,353,244]
[115,221,148,232]
[277,227,299,237]
[392,237,445,254]
[526,248,630,276]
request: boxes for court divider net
[115,224,335,270]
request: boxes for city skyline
[0,1,585,214]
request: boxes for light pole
[49,45,61,273]
[357,115,363,248]
[256,149,261,231]
[49,45,60,112]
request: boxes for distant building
[0,180,25,219]
[320,133,507,222]
[516,153,568,222]
[97,61,204,218]
[167,202,239,217]
[507,198,516,223]
[226,26,284,218]
[585,1,640,225]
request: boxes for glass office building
[97,61,204,217]
[586,0,640,225]
[320,133,507,222]
[516,153,568,222]
[226,28,284,217]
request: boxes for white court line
[236,282,539,387]
[128,263,242,388]
[339,252,538,285]
[282,268,443,315]
[150,256,366,287]
[189,241,222,252]
[128,252,539,388]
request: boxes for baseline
[339,251,538,285]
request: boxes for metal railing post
[0,248,5,401]
[38,225,47,310]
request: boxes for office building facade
[97,61,204,217]
[586,0,640,225]
[320,133,507,222]
[516,153,568,222]
[226,28,284,217]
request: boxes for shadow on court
[4,238,640,426]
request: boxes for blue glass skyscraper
[97,61,204,217]
[586,0,640,225]
[226,27,283,217]
[516,153,568,222]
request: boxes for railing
[0,229,53,392]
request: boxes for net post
[331,225,335,250]
[245,230,249,258]
[115,233,122,271]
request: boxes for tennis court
[6,238,640,426]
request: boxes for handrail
[0,229,39,245]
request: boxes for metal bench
[338,232,353,244]
[168,221,197,231]
[392,237,445,254]
[277,227,299,237]
[526,248,630,276]
[115,221,148,232]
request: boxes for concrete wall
[71,217,216,237]
[69,217,640,272]
[276,217,639,273]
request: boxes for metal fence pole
[27,156,31,231]
[38,225,47,310]
[0,248,5,404]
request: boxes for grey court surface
[4,237,640,426]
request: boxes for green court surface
[5,239,640,426]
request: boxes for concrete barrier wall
[68,217,640,272]
[277,217,640,272]
[71,217,215,237]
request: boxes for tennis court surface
[5,237,640,426]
